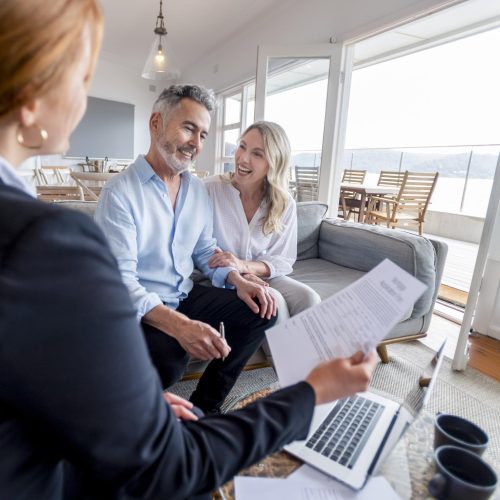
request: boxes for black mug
[428,445,497,499]
[434,413,489,456]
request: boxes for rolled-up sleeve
[95,189,162,319]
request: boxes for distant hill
[223,142,499,179]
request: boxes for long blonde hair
[231,121,291,235]
[0,0,103,117]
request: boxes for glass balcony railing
[290,144,500,218]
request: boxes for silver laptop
[285,340,446,490]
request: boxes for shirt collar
[136,154,192,186]
[0,156,35,197]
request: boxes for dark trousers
[142,284,276,412]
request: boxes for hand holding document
[266,259,426,387]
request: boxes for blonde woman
[206,121,321,320]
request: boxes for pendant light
[142,0,175,80]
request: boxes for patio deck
[425,232,479,292]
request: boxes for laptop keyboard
[305,395,383,469]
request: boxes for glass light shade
[142,34,180,81]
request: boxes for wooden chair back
[70,172,115,201]
[377,170,405,188]
[342,169,366,184]
[295,166,319,201]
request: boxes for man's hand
[173,318,231,360]
[305,351,378,405]
[143,305,230,360]
[208,248,248,273]
[163,392,198,421]
[228,271,276,319]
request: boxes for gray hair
[152,84,216,120]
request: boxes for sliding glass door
[254,44,352,208]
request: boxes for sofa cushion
[290,258,412,322]
[296,202,328,260]
[317,219,436,318]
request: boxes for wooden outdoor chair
[377,170,405,187]
[362,170,407,215]
[342,169,366,184]
[339,169,366,220]
[295,166,319,201]
[366,171,439,235]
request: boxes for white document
[234,471,400,500]
[265,259,426,387]
[287,465,400,499]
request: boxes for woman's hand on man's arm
[208,249,271,277]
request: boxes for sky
[264,26,500,153]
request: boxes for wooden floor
[421,313,500,381]
[438,284,468,308]
[469,333,500,382]
[424,232,479,293]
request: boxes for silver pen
[219,321,226,361]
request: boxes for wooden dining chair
[70,172,115,201]
[366,171,439,235]
[295,166,320,201]
[34,166,85,202]
[339,169,367,220]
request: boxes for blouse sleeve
[257,197,297,278]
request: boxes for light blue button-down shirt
[95,155,233,319]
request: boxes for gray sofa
[55,200,447,363]
[291,202,447,362]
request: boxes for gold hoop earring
[16,123,48,150]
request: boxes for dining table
[340,183,400,223]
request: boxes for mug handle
[428,473,447,497]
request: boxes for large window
[218,84,255,173]
[344,27,500,217]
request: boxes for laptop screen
[402,339,446,417]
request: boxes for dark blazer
[0,181,315,500]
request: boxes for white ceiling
[99,0,286,74]
[353,0,500,66]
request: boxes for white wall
[89,54,161,157]
[30,54,160,182]
[182,0,455,172]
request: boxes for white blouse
[204,175,297,279]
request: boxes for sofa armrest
[318,219,447,319]
[296,202,329,260]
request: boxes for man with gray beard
[95,85,277,414]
